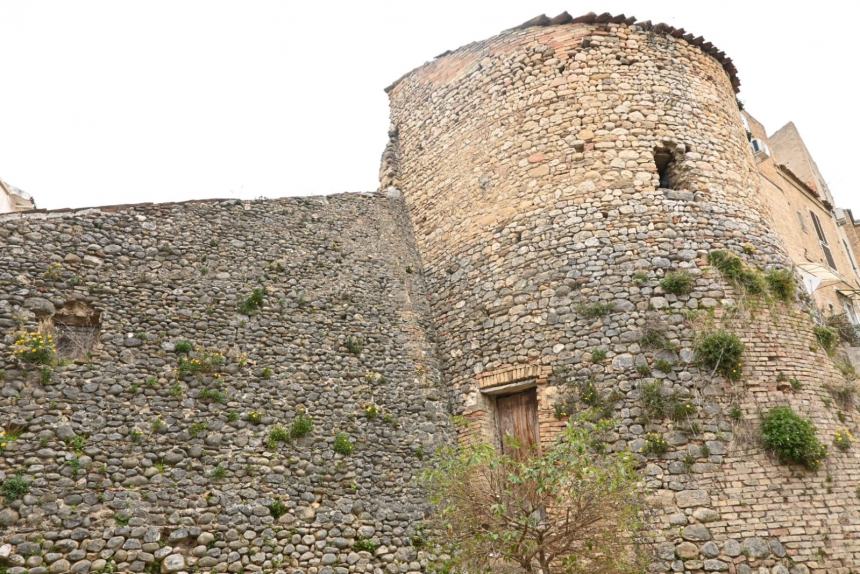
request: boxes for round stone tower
[384,12,860,573]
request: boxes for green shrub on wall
[765,268,796,301]
[12,331,55,366]
[333,432,354,455]
[660,270,694,295]
[239,287,266,315]
[761,406,827,470]
[644,433,669,455]
[814,326,838,355]
[173,340,193,354]
[576,302,614,318]
[833,429,853,452]
[695,330,744,381]
[708,250,766,294]
[269,499,288,519]
[590,348,607,363]
[1,474,30,501]
[707,250,743,279]
[708,251,797,303]
[290,414,314,439]
[639,381,696,422]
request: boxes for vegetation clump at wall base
[421,417,646,574]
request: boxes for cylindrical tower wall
[388,20,783,403]
[387,18,860,572]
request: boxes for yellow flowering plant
[12,331,56,365]
[176,349,226,378]
[0,426,24,450]
[363,403,380,420]
[834,428,854,451]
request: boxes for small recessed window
[654,147,676,189]
[750,138,770,156]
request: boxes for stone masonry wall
[1,14,858,574]
[0,194,451,574]
[386,19,860,573]
[700,302,860,572]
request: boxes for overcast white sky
[1,1,858,214]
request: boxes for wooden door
[495,388,539,458]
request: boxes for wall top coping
[0,192,378,223]
[385,11,740,94]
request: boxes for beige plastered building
[744,112,860,324]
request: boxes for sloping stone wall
[0,194,451,573]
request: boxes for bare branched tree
[422,415,649,574]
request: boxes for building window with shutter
[809,211,837,269]
[843,239,858,273]
[839,294,859,326]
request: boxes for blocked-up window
[796,211,807,234]
[53,301,101,360]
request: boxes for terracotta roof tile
[512,11,740,92]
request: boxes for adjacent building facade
[0,178,35,213]
[744,113,860,323]
[844,208,860,280]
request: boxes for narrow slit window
[810,211,827,242]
